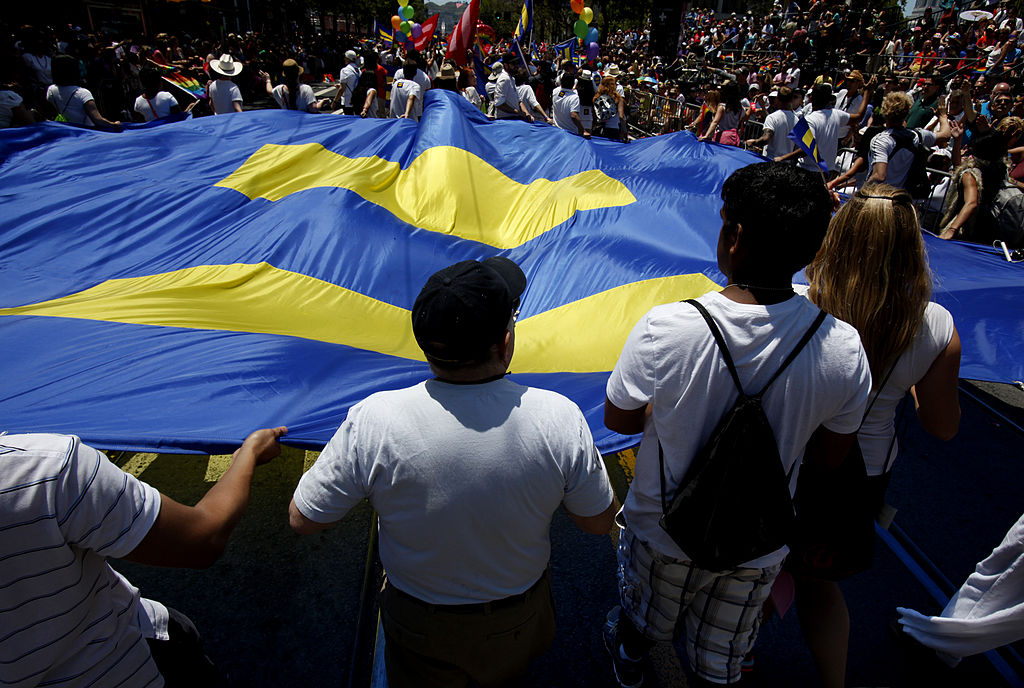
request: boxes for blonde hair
[879,91,913,124]
[805,184,931,377]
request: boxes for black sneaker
[603,606,644,688]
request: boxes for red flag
[414,13,439,51]
[446,0,480,66]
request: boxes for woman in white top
[46,55,120,129]
[794,184,962,688]
[261,59,323,113]
[132,67,182,122]
[207,54,244,114]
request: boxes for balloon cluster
[391,0,422,48]
[570,0,598,62]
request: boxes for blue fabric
[0,91,1019,454]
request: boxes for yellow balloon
[582,6,593,23]
[398,0,409,6]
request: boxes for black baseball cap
[412,257,527,365]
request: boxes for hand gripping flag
[788,116,827,172]
[513,0,533,43]
[1,92,1021,455]
[446,0,480,66]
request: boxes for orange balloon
[570,0,584,13]
[391,15,402,30]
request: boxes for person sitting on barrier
[289,257,617,688]
[0,427,287,687]
[790,184,961,688]
[940,131,1024,246]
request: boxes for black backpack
[594,94,616,123]
[659,299,827,571]
[889,128,931,200]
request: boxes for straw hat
[282,58,303,76]
[210,54,244,76]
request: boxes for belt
[389,568,548,615]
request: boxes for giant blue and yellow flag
[1,92,1021,455]
[513,0,533,43]
[787,116,827,172]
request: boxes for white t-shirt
[763,108,798,158]
[493,72,521,119]
[293,378,614,604]
[412,69,432,117]
[856,302,954,474]
[46,85,94,126]
[552,86,582,133]
[389,78,422,120]
[208,79,242,115]
[133,91,178,121]
[868,127,937,189]
[0,89,24,128]
[338,63,360,107]
[461,86,482,111]
[271,83,317,112]
[606,291,871,568]
[0,434,165,688]
[833,89,863,138]
[517,84,541,117]
[798,107,850,173]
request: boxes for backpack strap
[685,298,746,396]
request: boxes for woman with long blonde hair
[791,184,962,688]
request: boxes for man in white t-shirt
[778,78,876,177]
[389,61,422,120]
[517,77,553,124]
[552,72,587,136]
[493,57,531,121]
[290,257,616,688]
[746,86,797,159]
[0,427,285,687]
[867,90,950,190]
[602,163,871,688]
[338,50,360,114]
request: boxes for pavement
[110,379,1024,687]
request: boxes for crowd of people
[1,2,1023,688]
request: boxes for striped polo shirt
[0,434,163,687]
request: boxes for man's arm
[567,497,619,535]
[289,498,338,534]
[123,426,287,568]
[746,127,774,148]
[866,160,887,184]
[801,426,858,470]
[604,398,649,435]
[847,75,877,126]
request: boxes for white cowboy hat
[210,54,244,77]
[605,63,621,77]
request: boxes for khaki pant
[380,570,556,688]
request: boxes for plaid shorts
[616,525,782,684]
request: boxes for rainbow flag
[151,62,206,100]
[788,116,827,172]
[476,21,496,55]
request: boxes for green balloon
[574,19,588,38]
[400,20,412,33]
[402,5,414,19]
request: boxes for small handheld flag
[788,117,827,173]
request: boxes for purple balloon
[411,22,422,38]
[587,41,599,60]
